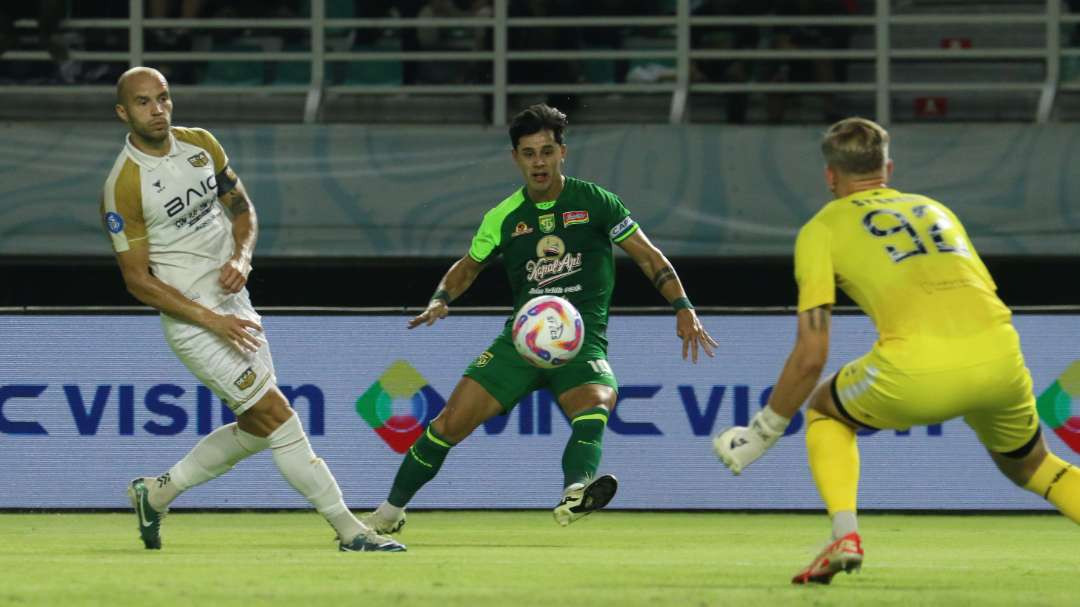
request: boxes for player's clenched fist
[219,257,251,293]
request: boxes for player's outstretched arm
[408,254,485,329]
[714,305,831,473]
[217,168,256,294]
[114,242,264,353]
[617,229,718,362]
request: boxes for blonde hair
[821,117,890,175]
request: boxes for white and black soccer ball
[511,295,584,369]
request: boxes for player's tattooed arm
[409,254,485,329]
[217,167,250,216]
[217,167,258,294]
[806,304,831,333]
[762,304,832,419]
[651,266,677,290]
[618,228,718,361]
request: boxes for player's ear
[115,103,129,124]
[824,165,835,190]
[885,159,894,180]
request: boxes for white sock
[832,510,858,539]
[269,412,363,542]
[375,501,404,521]
[156,422,268,511]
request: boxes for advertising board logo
[1036,360,1080,454]
[355,360,445,453]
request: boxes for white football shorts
[161,289,276,415]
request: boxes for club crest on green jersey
[539,213,556,233]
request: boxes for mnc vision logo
[355,360,445,453]
[1036,360,1080,453]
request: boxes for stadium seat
[337,38,403,86]
[201,41,266,86]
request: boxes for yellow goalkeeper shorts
[831,340,1039,454]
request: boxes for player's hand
[408,299,449,329]
[712,410,785,474]
[219,256,251,294]
[676,308,718,363]
[209,313,264,353]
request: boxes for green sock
[387,426,454,507]
[561,406,609,488]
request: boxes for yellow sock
[806,409,860,515]
[1024,453,1080,524]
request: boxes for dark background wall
[2,255,1075,309]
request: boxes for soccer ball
[511,295,584,368]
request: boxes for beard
[134,120,170,143]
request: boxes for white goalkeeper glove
[713,407,790,474]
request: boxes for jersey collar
[523,176,571,210]
[124,131,181,170]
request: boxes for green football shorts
[463,331,618,412]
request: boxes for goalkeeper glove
[713,407,790,474]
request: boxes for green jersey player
[362,104,717,533]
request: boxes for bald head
[116,67,168,106]
[114,66,173,152]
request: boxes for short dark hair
[509,104,568,149]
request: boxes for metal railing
[2,0,1077,124]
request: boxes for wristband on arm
[671,297,694,312]
[431,289,451,305]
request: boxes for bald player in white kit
[101,67,403,553]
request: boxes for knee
[429,414,468,445]
[238,389,294,437]
[990,436,1048,487]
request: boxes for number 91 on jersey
[511,295,584,369]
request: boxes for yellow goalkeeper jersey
[795,187,1014,370]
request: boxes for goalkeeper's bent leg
[806,409,861,538]
[1023,452,1080,524]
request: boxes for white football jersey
[101,127,236,309]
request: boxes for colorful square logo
[356,360,445,453]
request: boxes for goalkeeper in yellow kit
[714,117,1080,584]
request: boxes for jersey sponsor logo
[527,254,583,288]
[539,213,556,234]
[536,235,565,259]
[173,199,216,230]
[164,174,217,218]
[511,222,533,238]
[563,210,589,227]
[152,179,165,193]
[528,284,582,296]
[105,212,125,234]
[187,151,210,168]
[609,216,635,239]
[355,360,445,453]
[233,367,256,390]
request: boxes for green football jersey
[468,176,639,354]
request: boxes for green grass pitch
[0,511,1075,606]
